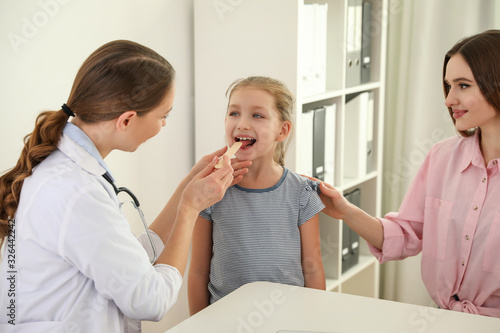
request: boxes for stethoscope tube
[103,174,158,264]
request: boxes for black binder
[342,188,361,273]
[313,107,326,181]
[360,0,372,84]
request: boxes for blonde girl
[188,76,326,315]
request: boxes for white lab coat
[0,133,182,332]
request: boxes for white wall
[0,0,194,331]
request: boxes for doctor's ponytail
[0,110,69,244]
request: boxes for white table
[166,281,500,333]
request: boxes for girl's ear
[115,111,137,131]
[277,120,292,142]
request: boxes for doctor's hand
[229,158,251,186]
[189,146,251,187]
[181,154,234,213]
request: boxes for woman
[318,30,500,317]
[0,40,249,332]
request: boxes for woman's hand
[318,182,353,220]
[301,175,354,220]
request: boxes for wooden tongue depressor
[214,142,242,169]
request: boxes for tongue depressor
[214,142,242,169]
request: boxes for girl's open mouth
[235,136,256,148]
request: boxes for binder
[341,191,353,273]
[348,188,361,269]
[299,110,314,176]
[341,222,352,273]
[342,188,361,273]
[313,107,326,181]
[312,4,328,95]
[344,92,369,179]
[299,4,315,97]
[300,4,328,97]
[324,104,336,185]
[346,0,362,87]
[366,92,375,173]
[360,0,372,84]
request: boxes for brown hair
[0,40,175,243]
[225,76,294,166]
[443,29,500,137]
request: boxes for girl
[318,30,500,317]
[0,40,246,332]
[188,76,326,315]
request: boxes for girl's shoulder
[284,168,322,192]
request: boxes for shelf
[343,82,381,95]
[300,82,381,105]
[301,89,344,105]
[340,171,378,192]
[325,255,378,292]
[326,278,340,291]
[340,255,377,282]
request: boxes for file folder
[366,92,375,173]
[324,104,336,185]
[346,0,362,87]
[341,221,352,273]
[341,192,353,273]
[348,188,361,268]
[300,4,328,96]
[360,0,372,84]
[312,4,328,95]
[300,110,314,176]
[344,92,369,179]
[300,4,315,97]
[313,107,326,181]
[342,188,361,273]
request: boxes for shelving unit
[194,0,387,299]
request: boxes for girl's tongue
[236,137,256,149]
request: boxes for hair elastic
[61,103,75,117]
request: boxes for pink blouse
[370,131,500,317]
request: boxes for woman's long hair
[0,40,175,245]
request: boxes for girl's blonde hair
[226,76,294,166]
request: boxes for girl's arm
[299,214,326,290]
[188,216,213,315]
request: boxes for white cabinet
[194,0,387,298]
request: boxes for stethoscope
[103,174,157,264]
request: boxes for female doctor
[0,40,249,332]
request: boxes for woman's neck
[71,119,115,159]
[479,127,500,165]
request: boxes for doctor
[0,40,249,332]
